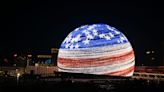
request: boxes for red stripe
[105,65,134,76]
[58,51,134,67]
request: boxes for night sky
[0,0,163,65]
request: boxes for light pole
[16,73,20,85]
[27,54,32,66]
[25,54,32,74]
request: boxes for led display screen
[57,24,135,77]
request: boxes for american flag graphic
[57,24,135,77]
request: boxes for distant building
[37,54,52,65]
[51,48,58,66]
[145,49,157,66]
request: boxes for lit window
[146,51,150,54]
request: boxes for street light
[16,73,20,85]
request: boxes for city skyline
[0,1,163,66]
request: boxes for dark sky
[0,0,163,65]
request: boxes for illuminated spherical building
[57,24,135,77]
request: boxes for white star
[75,44,80,49]
[92,29,97,33]
[120,37,125,40]
[87,26,95,30]
[109,32,114,37]
[86,34,94,39]
[74,34,81,42]
[69,44,74,49]
[99,34,105,38]
[82,30,87,33]
[77,34,81,38]
[117,39,124,43]
[92,29,98,36]
[70,38,75,43]
[63,34,72,43]
[65,44,70,48]
[106,26,115,31]
[82,30,90,35]
[105,36,111,40]
[117,40,121,43]
[83,39,90,45]
[64,38,71,43]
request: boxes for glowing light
[27,54,32,58]
[16,73,21,85]
[17,73,20,77]
[13,54,17,57]
[146,51,151,54]
[37,55,52,58]
[57,24,135,77]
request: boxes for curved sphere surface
[57,24,135,77]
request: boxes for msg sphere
[57,24,135,77]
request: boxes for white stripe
[58,55,134,67]
[58,59,135,74]
[100,61,135,74]
[58,45,133,59]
